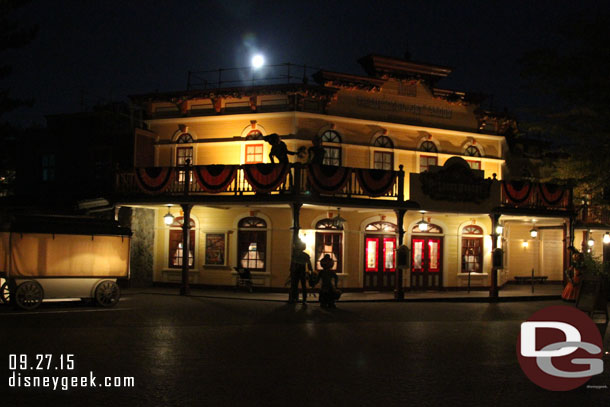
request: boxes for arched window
[462,225,483,235]
[321,130,341,166]
[315,218,343,230]
[365,221,397,233]
[168,217,195,269]
[177,133,194,143]
[461,224,483,273]
[412,223,443,234]
[373,135,393,148]
[420,141,437,153]
[238,217,267,271]
[465,146,481,157]
[246,130,263,140]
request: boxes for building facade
[112,55,573,295]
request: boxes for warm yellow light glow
[522,241,529,248]
[163,206,174,225]
[587,238,595,247]
[604,233,610,244]
[495,225,503,234]
[529,228,538,238]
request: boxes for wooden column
[394,208,407,300]
[180,204,192,296]
[489,215,498,299]
[291,202,302,244]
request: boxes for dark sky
[4,0,610,126]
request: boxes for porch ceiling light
[587,237,595,247]
[603,232,610,244]
[495,224,504,235]
[529,228,538,238]
[163,206,175,226]
[416,213,428,232]
[331,208,346,228]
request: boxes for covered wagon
[0,215,131,310]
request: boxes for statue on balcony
[308,136,325,165]
[263,133,296,164]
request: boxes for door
[364,235,396,290]
[411,236,443,289]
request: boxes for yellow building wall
[505,224,564,282]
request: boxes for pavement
[124,282,563,303]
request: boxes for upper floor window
[465,146,481,157]
[177,133,194,143]
[420,141,437,153]
[321,130,341,166]
[246,130,263,140]
[374,151,393,170]
[373,135,393,148]
[245,144,264,164]
[467,160,481,170]
[419,156,437,173]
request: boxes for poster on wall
[205,233,226,265]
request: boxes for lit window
[467,160,481,170]
[245,144,264,164]
[320,130,341,166]
[168,217,195,269]
[238,217,267,271]
[176,147,193,182]
[420,156,437,172]
[177,133,194,143]
[374,151,393,170]
[321,130,341,143]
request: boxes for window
[374,151,393,170]
[461,224,483,273]
[467,160,481,170]
[177,133,194,143]
[237,217,267,271]
[321,130,341,166]
[315,218,343,272]
[420,156,438,172]
[373,135,393,148]
[365,221,397,233]
[168,217,196,269]
[245,144,264,164]
[176,147,193,182]
[315,218,343,230]
[420,141,437,153]
[246,130,263,140]
[204,233,226,265]
[41,154,55,182]
[465,145,481,157]
[412,223,443,234]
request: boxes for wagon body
[0,215,131,308]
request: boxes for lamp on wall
[495,224,504,235]
[529,227,538,238]
[163,205,175,226]
[603,232,610,244]
[416,212,428,232]
[587,236,595,247]
[331,208,346,229]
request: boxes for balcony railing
[116,163,404,202]
[500,181,572,210]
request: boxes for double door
[411,236,443,289]
[364,235,396,290]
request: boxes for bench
[514,276,548,284]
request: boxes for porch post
[489,213,500,300]
[394,208,407,300]
[180,204,192,296]
[291,202,302,243]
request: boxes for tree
[519,13,610,203]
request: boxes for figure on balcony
[289,239,313,304]
[263,133,296,164]
[562,246,584,301]
[308,136,325,165]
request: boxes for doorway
[364,235,396,290]
[411,236,443,289]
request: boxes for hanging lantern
[331,208,346,229]
[603,232,610,244]
[529,228,538,238]
[495,224,504,235]
[587,237,595,247]
[416,212,428,232]
[163,205,175,225]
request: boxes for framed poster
[205,233,226,265]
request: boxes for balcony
[500,181,572,210]
[115,163,405,207]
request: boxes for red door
[364,235,396,290]
[411,236,443,289]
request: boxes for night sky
[4,0,610,126]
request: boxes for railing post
[293,163,302,195]
[180,204,193,296]
[184,159,191,197]
[489,213,500,300]
[398,164,405,202]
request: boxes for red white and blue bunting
[243,162,289,193]
[502,181,532,204]
[135,167,175,194]
[538,183,566,206]
[308,164,352,194]
[193,165,238,193]
[355,169,396,197]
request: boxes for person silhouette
[289,240,312,304]
[314,254,339,308]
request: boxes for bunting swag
[308,164,352,194]
[193,165,238,193]
[539,183,566,206]
[502,181,532,204]
[135,167,175,194]
[243,162,289,193]
[355,169,396,197]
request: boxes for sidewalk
[123,283,562,303]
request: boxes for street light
[163,205,175,225]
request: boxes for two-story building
[111,55,574,296]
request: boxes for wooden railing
[500,181,572,210]
[116,163,404,201]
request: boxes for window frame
[245,143,264,164]
[419,155,438,173]
[373,151,393,170]
[167,216,196,269]
[237,217,267,272]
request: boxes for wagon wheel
[95,280,120,307]
[0,281,10,304]
[15,281,44,310]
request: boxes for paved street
[2,293,609,406]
